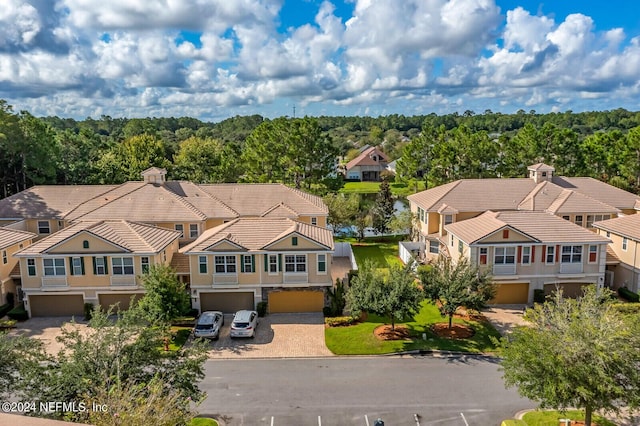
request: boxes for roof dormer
[527,163,555,183]
[141,167,167,184]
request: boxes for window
[587,214,610,228]
[71,257,84,275]
[311,217,317,226]
[541,171,547,177]
[479,247,488,264]
[43,258,65,276]
[575,215,583,227]
[561,245,582,263]
[589,245,598,263]
[82,240,89,249]
[242,255,254,273]
[27,258,36,276]
[562,215,570,221]
[317,254,326,273]
[546,246,555,264]
[521,246,531,265]
[444,214,453,225]
[586,215,594,229]
[175,224,184,238]
[94,257,107,275]
[268,254,278,273]
[418,207,425,223]
[622,237,628,251]
[458,240,463,255]
[285,255,306,272]
[189,224,198,238]
[450,234,454,247]
[112,257,134,275]
[429,240,439,254]
[1,250,6,265]
[214,255,236,273]
[606,231,611,238]
[292,237,298,246]
[502,229,509,239]
[198,256,207,274]
[37,220,50,234]
[141,257,150,274]
[494,247,516,264]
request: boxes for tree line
[2,98,640,199]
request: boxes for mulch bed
[430,323,475,339]
[373,324,412,341]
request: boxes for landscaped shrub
[618,286,640,303]
[5,291,15,307]
[322,306,332,317]
[347,269,359,284]
[7,302,29,321]
[257,301,268,317]
[0,319,17,329]
[611,303,640,315]
[324,316,358,327]
[83,303,94,321]
[0,303,12,318]
[533,289,546,304]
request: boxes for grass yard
[165,326,192,351]
[520,410,616,426]
[339,181,425,196]
[189,418,219,426]
[342,235,405,269]
[325,301,501,355]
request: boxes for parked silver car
[193,311,224,340]
[230,310,258,338]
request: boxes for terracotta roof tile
[593,214,640,241]
[0,228,36,250]
[345,146,390,170]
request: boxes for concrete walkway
[207,313,333,359]
[482,304,529,335]
[9,316,91,355]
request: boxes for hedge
[618,287,640,303]
[0,303,12,318]
[7,302,29,321]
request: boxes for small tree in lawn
[137,264,191,324]
[499,286,640,426]
[418,256,495,329]
[346,260,423,331]
[371,179,395,235]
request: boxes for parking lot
[206,313,333,359]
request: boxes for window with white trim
[43,258,65,276]
[198,256,207,274]
[479,247,488,265]
[72,257,84,275]
[94,257,106,275]
[317,254,326,273]
[242,255,254,273]
[37,220,50,234]
[429,240,439,254]
[214,255,236,273]
[587,214,611,228]
[141,257,150,274]
[1,250,6,265]
[622,237,628,251]
[521,246,531,265]
[175,224,184,238]
[269,254,278,273]
[588,245,598,263]
[189,224,199,238]
[546,246,555,264]
[444,214,453,225]
[494,247,516,264]
[112,257,134,275]
[458,240,463,255]
[311,217,317,226]
[561,245,582,263]
[27,258,36,276]
[285,254,306,272]
[575,215,583,227]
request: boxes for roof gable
[594,214,640,241]
[0,228,36,250]
[345,146,390,170]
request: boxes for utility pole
[293,105,296,118]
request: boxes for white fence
[334,242,358,270]
[399,241,425,267]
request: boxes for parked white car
[230,310,258,338]
[193,311,224,340]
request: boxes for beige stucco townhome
[0,227,36,306]
[594,214,640,293]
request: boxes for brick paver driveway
[207,313,333,359]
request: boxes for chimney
[141,167,167,184]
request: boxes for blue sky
[1,0,639,121]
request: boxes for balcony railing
[560,263,583,274]
[110,275,136,286]
[283,272,309,284]
[213,273,238,285]
[493,264,517,275]
[41,276,68,287]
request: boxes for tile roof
[446,211,610,245]
[593,214,640,242]
[552,176,640,211]
[345,146,390,170]
[17,220,180,255]
[0,227,35,250]
[181,218,334,253]
[545,189,620,215]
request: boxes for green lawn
[325,301,501,355]
[166,326,192,351]
[339,181,425,196]
[338,235,405,269]
[520,410,616,426]
[189,418,219,426]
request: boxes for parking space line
[364,414,370,426]
[460,412,469,426]
[318,415,322,425]
[270,416,274,426]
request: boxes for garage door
[268,291,324,313]
[98,293,141,311]
[200,292,254,313]
[29,294,84,317]
[490,283,529,304]
[544,283,588,299]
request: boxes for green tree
[346,261,424,330]
[323,193,360,234]
[371,179,395,235]
[418,256,495,329]
[499,286,640,426]
[172,136,225,182]
[137,264,191,324]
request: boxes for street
[198,355,534,425]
